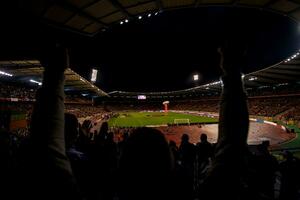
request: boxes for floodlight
[148,13,151,17]
[0,70,13,77]
[120,21,124,25]
[91,69,98,82]
[248,77,257,81]
[30,79,42,86]
[193,74,199,81]
[125,19,129,23]
[138,16,142,19]
[138,95,146,100]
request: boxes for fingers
[39,43,69,72]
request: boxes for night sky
[0,5,299,92]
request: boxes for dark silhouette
[118,127,173,200]
[195,133,213,191]
[196,133,213,168]
[279,151,300,200]
[179,134,196,167]
[21,46,81,199]
[178,134,196,200]
[199,45,250,199]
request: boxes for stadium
[1,1,300,200]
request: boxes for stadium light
[125,19,129,23]
[148,13,152,17]
[248,77,257,81]
[30,79,42,86]
[155,12,158,15]
[193,74,199,81]
[120,21,124,25]
[91,69,98,82]
[138,16,142,19]
[0,70,13,77]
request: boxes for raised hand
[39,43,69,72]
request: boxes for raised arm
[217,46,249,158]
[28,45,81,199]
[201,46,249,199]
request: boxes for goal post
[174,118,190,125]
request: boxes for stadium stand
[1,47,300,200]
[1,1,300,198]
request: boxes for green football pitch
[108,112,218,127]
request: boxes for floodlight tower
[163,101,170,113]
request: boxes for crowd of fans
[1,45,300,200]
[247,96,300,117]
[0,82,36,100]
[1,80,300,122]
[1,97,299,199]
[65,105,108,119]
[1,117,299,200]
[104,96,300,121]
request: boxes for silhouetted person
[252,141,278,199]
[195,133,213,190]
[200,45,250,199]
[118,127,173,200]
[65,113,90,199]
[196,133,213,167]
[21,45,81,200]
[178,134,196,167]
[178,133,196,200]
[86,121,112,200]
[94,121,108,145]
[101,131,118,200]
[279,151,300,200]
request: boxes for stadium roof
[108,53,300,96]
[22,0,300,36]
[0,60,108,97]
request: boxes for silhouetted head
[81,120,92,133]
[99,121,108,136]
[282,150,293,160]
[200,133,208,142]
[119,127,172,199]
[64,113,79,148]
[261,140,270,148]
[169,140,177,148]
[181,133,189,144]
[258,140,270,154]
